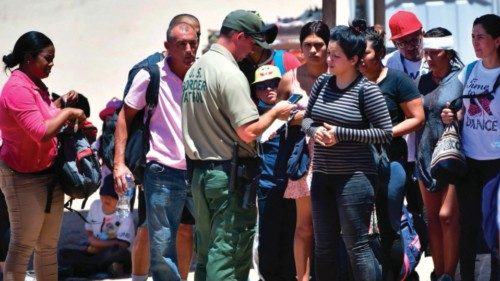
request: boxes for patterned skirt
[284,139,314,199]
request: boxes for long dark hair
[424,27,464,68]
[2,31,53,72]
[300,21,330,46]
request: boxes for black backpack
[357,81,391,184]
[45,124,101,213]
[98,52,162,182]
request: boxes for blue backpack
[357,81,391,183]
[399,206,422,280]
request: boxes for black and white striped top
[303,74,393,175]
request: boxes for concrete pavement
[59,195,492,281]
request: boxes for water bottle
[25,270,36,281]
[116,175,135,219]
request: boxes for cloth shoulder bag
[430,122,467,186]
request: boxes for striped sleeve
[335,83,393,144]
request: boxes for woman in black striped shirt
[302,24,392,281]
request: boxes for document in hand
[258,119,286,143]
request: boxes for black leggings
[456,157,500,281]
[0,191,9,262]
[59,245,131,276]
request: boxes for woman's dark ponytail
[3,31,53,72]
[2,53,19,69]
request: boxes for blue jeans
[386,162,406,231]
[376,161,406,279]
[311,172,381,281]
[143,161,193,281]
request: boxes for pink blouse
[0,70,59,173]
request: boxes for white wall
[0,0,321,128]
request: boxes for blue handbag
[285,75,332,181]
[286,130,310,180]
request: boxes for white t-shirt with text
[459,60,500,160]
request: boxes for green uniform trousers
[191,163,257,281]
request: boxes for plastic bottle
[116,175,135,219]
[25,270,36,281]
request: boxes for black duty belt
[190,158,260,170]
[190,160,231,171]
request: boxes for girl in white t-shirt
[441,13,500,281]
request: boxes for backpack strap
[491,73,500,94]
[305,75,331,113]
[64,199,90,224]
[450,72,500,111]
[316,74,330,94]
[461,73,500,99]
[123,52,164,97]
[146,52,163,66]
[357,79,390,175]
[140,62,161,167]
[273,50,286,75]
[464,60,478,85]
[357,80,368,121]
[145,63,161,107]
[45,176,56,213]
[45,123,66,213]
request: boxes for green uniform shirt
[182,43,259,160]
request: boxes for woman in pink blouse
[0,31,86,281]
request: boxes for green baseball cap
[222,10,269,48]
